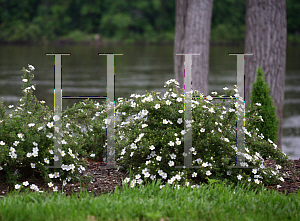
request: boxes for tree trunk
[174,0,214,97]
[244,0,287,151]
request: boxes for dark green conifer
[245,66,280,146]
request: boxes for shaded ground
[261,158,300,196]
[0,158,300,199]
[0,158,131,199]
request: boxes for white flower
[177,118,183,124]
[154,103,160,109]
[168,141,174,146]
[0,141,5,145]
[208,107,215,113]
[149,145,155,150]
[123,178,130,183]
[223,138,230,142]
[170,153,176,159]
[135,174,141,180]
[202,162,208,167]
[32,151,38,157]
[168,161,174,167]
[141,124,148,128]
[175,140,181,145]
[46,133,53,139]
[9,152,17,159]
[206,170,212,176]
[68,164,75,171]
[176,97,183,102]
[165,100,172,105]
[254,179,260,184]
[163,119,169,124]
[47,122,54,128]
[53,172,60,178]
[28,64,35,71]
[53,155,59,161]
[206,95,213,101]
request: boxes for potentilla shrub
[60,98,108,162]
[106,79,295,193]
[245,66,280,159]
[0,65,91,190]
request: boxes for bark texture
[244,0,287,151]
[174,0,214,96]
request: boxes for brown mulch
[0,158,132,199]
[260,158,300,196]
[0,157,300,199]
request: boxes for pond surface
[0,43,299,160]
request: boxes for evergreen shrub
[245,66,280,158]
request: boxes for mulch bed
[0,158,132,199]
[260,158,300,196]
[0,157,300,199]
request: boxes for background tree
[244,0,287,151]
[0,0,298,45]
[173,0,214,96]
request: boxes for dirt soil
[0,158,132,199]
[0,158,300,199]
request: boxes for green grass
[0,177,299,221]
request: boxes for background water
[0,43,299,160]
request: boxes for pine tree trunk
[174,0,214,97]
[244,0,287,151]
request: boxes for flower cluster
[0,65,296,195]
[0,65,91,193]
[108,79,294,192]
